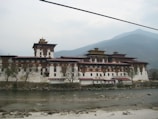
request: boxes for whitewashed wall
[133,67,149,81]
[35,49,53,58]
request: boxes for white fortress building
[0,39,149,85]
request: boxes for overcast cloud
[0,0,158,56]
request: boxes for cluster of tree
[3,65,32,83]
[148,69,158,80]
[61,64,77,83]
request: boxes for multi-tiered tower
[33,38,56,58]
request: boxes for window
[92,58,95,62]
[140,72,142,75]
[83,73,85,76]
[41,68,43,75]
[72,67,74,72]
[36,68,38,72]
[96,73,98,76]
[91,73,93,76]
[54,66,56,72]
[108,73,110,76]
[40,52,42,57]
[54,73,56,77]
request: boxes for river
[0,88,158,112]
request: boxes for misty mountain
[55,29,158,68]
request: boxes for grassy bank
[0,81,158,91]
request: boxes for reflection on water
[0,89,158,111]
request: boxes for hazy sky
[0,0,158,56]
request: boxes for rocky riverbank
[0,111,31,118]
[1,108,158,119]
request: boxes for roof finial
[39,37,47,44]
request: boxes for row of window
[53,73,75,77]
[0,67,48,74]
[79,65,128,68]
[52,72,127,77]
[90,58,106,62]
[81,72,127,77]
[54,67,128,73]
[54,67,75,72]
[81,68,127,72]
[39,52,51,57]
[15,60,45,63]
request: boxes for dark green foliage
[12,82,17,90]
[4,67,13,82]
[4,65,19,82]
[148,69,158,80]
[49,83,80,89]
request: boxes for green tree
[61,64,77,83]
[24,67,31,83]
[128,67,135,81]
[65,65,74,82]
[149,69,158,80]
[151,71,158,80]
[4,65,18,82]
[5,67,12,82]
[11,65,19,82]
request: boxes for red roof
[14,56,48,59]
[49,78,65,80]
[61,56,88,59]
[79,78,116,81]
[113,78,130,81]
[124,60,148,64]
[79,62,130,66]
[33,43,56,48]
[93,79,110,81]
[0,55,17,57]
[111,56,135,59]
[79,78,93,81]
[48,58,80,62]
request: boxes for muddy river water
[0,88,158,112]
